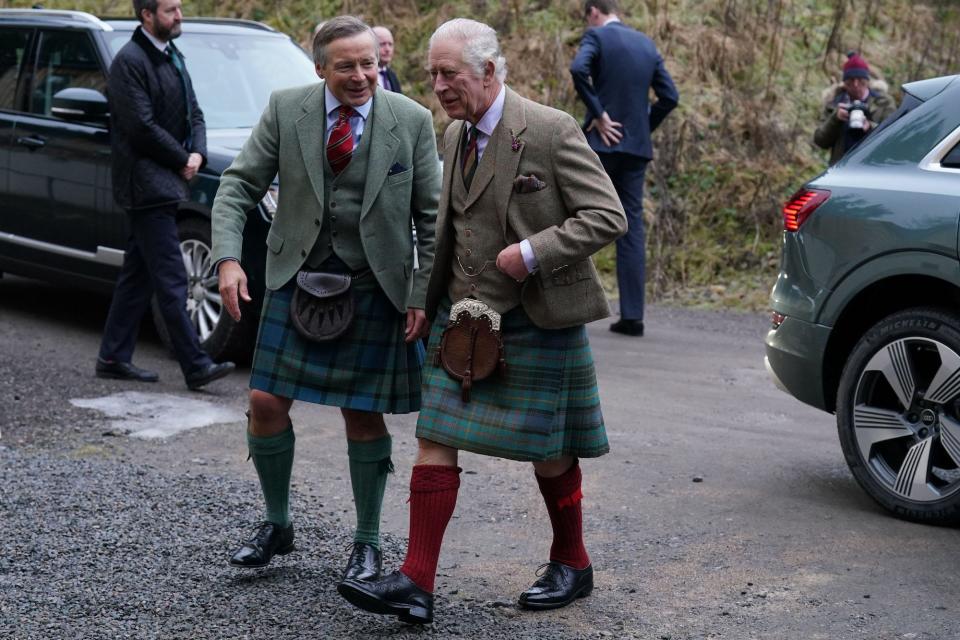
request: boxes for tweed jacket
[425,87,627,330]
[211,83,440,311]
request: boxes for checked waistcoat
[447,124,521,315]
[305,105,373,271]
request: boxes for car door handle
[16,135,47,150]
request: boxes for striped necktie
[326,105,355,175]
[461,125,479,189]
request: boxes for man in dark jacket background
[570,0,678,338]
[95,0,234,389]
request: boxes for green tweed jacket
[211,82,440,311]
[426,87,627,329]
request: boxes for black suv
[0,9,318,361]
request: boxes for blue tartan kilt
[249,270,424,414]
[416,298,608,461]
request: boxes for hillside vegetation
[9,0,960,309]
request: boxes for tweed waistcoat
[447,127,521,313]
[306,110,373,271]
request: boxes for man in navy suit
[373,26,402,94]
[570,0,678,337]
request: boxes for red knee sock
[536,460,591,570]
[399,464,461,593]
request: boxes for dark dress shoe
[228,522,295,568]
[337,570,434,624]
[518,562,593,610]
[185,361,235,390]
[610,319,644,337]
[342,542,381,582]
[95,358,159,382]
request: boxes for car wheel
[151,216,258,364]
[837,308,960,524]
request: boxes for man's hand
[836,103,851,122]
[496,243,529,282]
[180,152,203,181]
[218,259,251,322]
[405,308,428,343]
[586,111,623,147]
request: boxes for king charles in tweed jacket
[426,85,626,329]
[338,18,626,625]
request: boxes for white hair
[429,18,507,82]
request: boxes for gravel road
[2,276,958,639]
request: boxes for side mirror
[51,87,109,122]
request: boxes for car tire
[837,307,960,524]
[151,216,259,364]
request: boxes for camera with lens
[847,100,869,130]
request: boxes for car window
[0,28,31,110]
[28,30,106,117]
[104,30,317,129]
[942,140,960,169]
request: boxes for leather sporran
[435,299,506,402]
[290,271,362,342]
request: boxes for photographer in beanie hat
[814,51,897,165]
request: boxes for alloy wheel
[179,238,222,342]
[853,336,960,502]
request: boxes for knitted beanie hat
[843,51,870,80]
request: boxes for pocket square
[388,162,408,176]
[513,173,547,194]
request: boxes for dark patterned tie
[326,105,355,175]
[166,45,192,149]
[461,125,479,189]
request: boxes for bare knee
[341,408,387,441]
[532,455,574,478]
[248,390,293,436]
[415,438,458,466]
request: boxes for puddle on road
[70,391,244,439]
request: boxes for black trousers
[98,204,210,375]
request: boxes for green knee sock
[348,434,393,549]
[248,426,295,528]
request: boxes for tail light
[782,189,830,231]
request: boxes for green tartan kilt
[416,298,609,461]
[249,271,424,414]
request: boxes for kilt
[249,268,424,414]
[416,298,608,461]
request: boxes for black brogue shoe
[337,570,434,624]
[228,522,295,568]
[518,562,594,610]
[342,542,382,582]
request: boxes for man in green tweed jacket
[338,18,627,624]
[211,17,439,584]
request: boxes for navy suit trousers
[98,204,211,375]
[600,153,648,321]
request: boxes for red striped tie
[326,105,355,175]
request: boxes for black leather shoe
[518,562,593,610]
[228,522,295,568]
[610,319,644,337]
[95,358,159,382]
[342,542,382,582]
[338,570,434,624]
[185,361,235,390]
